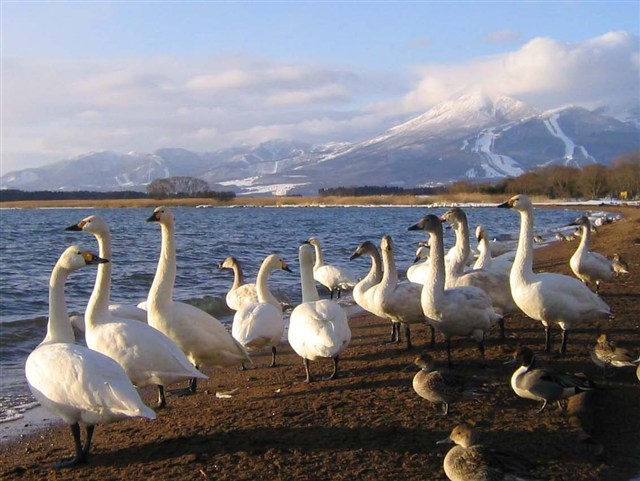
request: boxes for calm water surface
[0,205,582,429]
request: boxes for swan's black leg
[404,323,412,350]
[328,356,339,380]
[81,425,94,458]
[156,385,166,409]
[544,325,552,352]
[53,423,85,468]
[269,346,277,367]
[446,339,452,368]
[429,325,436,348]
[303,358,312,383]
[498,318,505,340]
[560,329,568,356]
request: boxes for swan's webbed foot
[53,423,89,469]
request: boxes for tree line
[319,152,640,200]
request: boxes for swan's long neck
[300,255,320,303]
[312,244,325,269]
[231,263,244,290]
[148,221,176,307]
[474,235,491,270]
[380,247,398,290]
[512,207,535,283]
[448,221,470,276]
[576,224,590,254]
[85,231,111,326]
[255,262,278,305]
[423,227,446,313]
[43,264,75,345]
[363,249,383,290]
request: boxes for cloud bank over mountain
[3,32,638,173]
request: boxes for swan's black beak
[147,211,160,222]
[82,252,109,265]
[349,251,361,261]
[408,222,422,231]
[496,200,511,209]
[65,223,83,231]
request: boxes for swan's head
[441,207,466,228]
[299,242,315,266]
[497,194,532,211]
[306,237,320,247]
[475,225,485,243]
[408,215,442,235]
[218,256,238,270]
[437,424,478,449]
[263,254,293,273]
[349,241,377,261]
[414,353,436,371]
[414,245,430,262]
[380,235,394,254]
[147,206,174,226]
[57,245,109,272]
[569,215,591,229]
[65,215,109,236]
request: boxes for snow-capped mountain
[2,93,638,195]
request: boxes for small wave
[0,401,40,423]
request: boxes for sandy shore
[1,206,638,480]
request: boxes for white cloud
[2,32,637,174]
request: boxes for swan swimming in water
[498,195,612,354]
[146,207,251,393]
[306,237,356,299]
[26,246,155,468]
[232,254,291,368]
[66,215,207,408]
[288,242,351,382]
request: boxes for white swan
[26,246,155,468]
[66,217,147,323]
[441,207,473,279]
[288,242,351,382]
[373,235,432,350]
[218,256,259,311]
[498,195,613,354]
[349,241,384,316]
[442,210,518,338]
[406,245,431,284]
[232,254,291,368]
[146,206,250,392]
[408,215,499,366]
[67,215,207,408]
[473,225,514,277]
[307,236,356,299]
[569,215,614,293]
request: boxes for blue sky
[2,1,639,173]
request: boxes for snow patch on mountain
[543,113,595,166]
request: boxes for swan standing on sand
[349,241,384,315]
[219,256,259,311]
[569,215,614,293]
[508,346,595,412]
[66,216,147,322]
[66,215,207,408]
[409,215,499,366]
[307,237,356,299]
[232,254,291,368]
[146,207,250,393]
[288,242,351,382]
[374,235,432,350]
[498,195,613,354]
[26,246,155,468]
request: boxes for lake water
[0,204,583,435]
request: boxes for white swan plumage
[498,194,613,354]
[307,236,356,299]
[569,215,614,293]
[219,256,260,311]
[67,214,207,407]
[406,245,431,284]
[288,242,351,382]
[473,225,514,277]
[409,215,499,366]
[232,254,291,367]
[349,241,383,317]
[26,245,155,467]
[66,217,147,323]
[146,207,250,392]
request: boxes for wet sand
[1,206,639,480]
